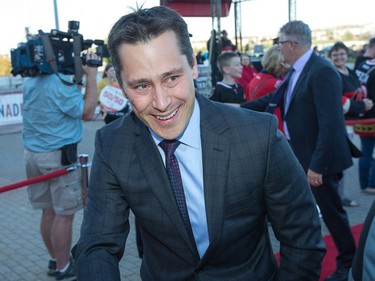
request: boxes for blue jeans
[359,136,375,189]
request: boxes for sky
[1,0,374,55]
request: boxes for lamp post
[53,0,59,30]
[288,0,297,21]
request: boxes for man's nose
[152,84,171,111]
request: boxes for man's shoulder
[200,95,275,126]
[305,54,339,79]
[308,53,332,69]
[25,74,75,89]
[25,74,54,83]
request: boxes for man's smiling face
[119,31,198,140]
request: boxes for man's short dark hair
[108,6,194,87]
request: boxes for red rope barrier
[0,167,74,194]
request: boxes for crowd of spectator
[200,25,375,281]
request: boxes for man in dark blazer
[73,7,325,280]
[242,21,356,281]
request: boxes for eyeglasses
[331,52,347,58]
[278,40,298,46]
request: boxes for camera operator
[22,52,99,280]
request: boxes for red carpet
[275,223,363,280]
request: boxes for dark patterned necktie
[159,140,193,236]
[265,67,295,114]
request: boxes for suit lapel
[201,128,230,251]
[286,54,315,115]
[289,70,306,107]
[197,96,231,259]
[133,120,198,256]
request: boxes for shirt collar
[292,49,313,73]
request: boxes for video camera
[10,21,109,77]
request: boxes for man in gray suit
[73,7,325,280]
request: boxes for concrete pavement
[0,119,374,280]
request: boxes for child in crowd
[235,54,257,97]
[210,51,245,104]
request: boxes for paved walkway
[0,120,374,280]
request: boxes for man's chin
[151,124,184,140]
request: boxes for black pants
[311,173,356,269]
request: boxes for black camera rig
[10,21,109,84]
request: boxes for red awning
[160,0,232,17]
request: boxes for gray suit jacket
[74,94,325,280]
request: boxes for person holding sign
[97,63,130,124]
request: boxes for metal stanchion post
[79,154,89,207]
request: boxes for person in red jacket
[246,45,288,132]
[236,54,257,97]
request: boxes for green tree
[0,54,11,76]
[343,31,354,42]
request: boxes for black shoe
[47,259,56,276]
[55,262,76,281]
[324,267,350,281]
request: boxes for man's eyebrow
[160,67,184,79]
[126,67,185,87]
[126,78,148,88]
